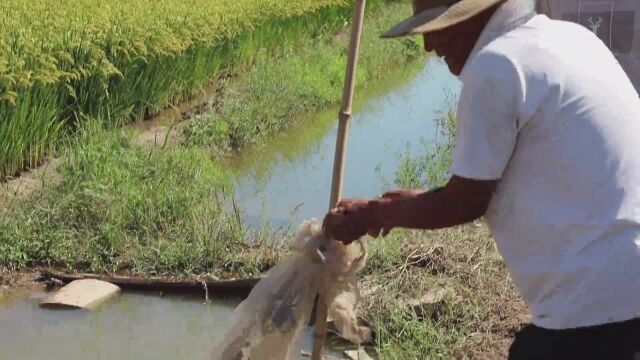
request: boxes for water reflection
[230,57,461,228]
[0,289,342,359]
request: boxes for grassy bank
[183,1,422,153]
[362,225,526,359]
[1,123,277,278]
[0,1,421,278]
[0,0,394,178]
[225,59,427,185]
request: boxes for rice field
[0,0,357,178]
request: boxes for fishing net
[208,218,371,360]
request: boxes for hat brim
[381,0,505,38]
[382,6,449,38]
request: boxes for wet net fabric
[208,219,371,360]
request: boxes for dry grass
[360,222,528,359]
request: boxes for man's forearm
[378,177,496,230]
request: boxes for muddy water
[0,289,344,359]
[229,57,460,228]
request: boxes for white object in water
[40,279,121,310]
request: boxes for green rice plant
[0,83,67,177]
[0,0,394,178]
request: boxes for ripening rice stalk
[0,0,364,177]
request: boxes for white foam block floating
[40,279,121,310]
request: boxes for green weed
[394,105,456,190]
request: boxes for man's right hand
[323,189,425,244]
[323,198,387,244]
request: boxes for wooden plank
[37,271,260,297]
[40,279,120,310]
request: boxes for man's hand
[323,198,387,244]
[323,189,424,244]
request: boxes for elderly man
[536,0,640,94]
[322,0,640,358]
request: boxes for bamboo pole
[312,0,367,358]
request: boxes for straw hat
[382,0,505,38]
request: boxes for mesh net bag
[208,218,371,360]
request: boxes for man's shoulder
[472,14,597,69]
[488,14,589,50]
[462,46,518,83]
[459,48,523,104]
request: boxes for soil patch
[133,82,220,147]
[0,270,42,294]
[0,158,62,211]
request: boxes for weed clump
[361,226,525,359]
[0,122,278,278]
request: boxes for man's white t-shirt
[452,0,640,329]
